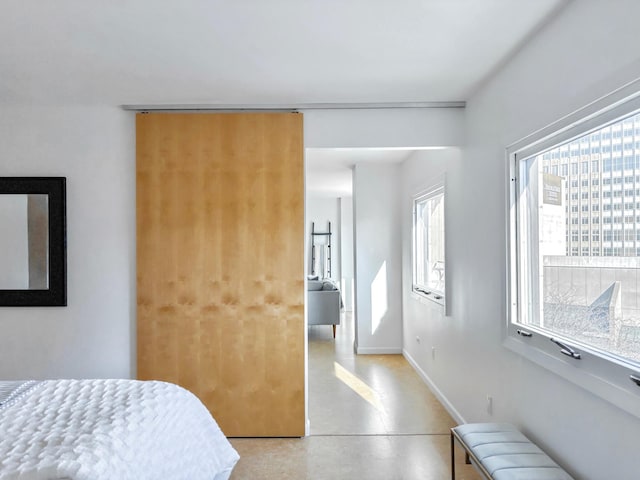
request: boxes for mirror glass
[0,194,49,289]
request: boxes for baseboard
[356,346,403,354]
[402,349,466,425]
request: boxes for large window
[508,85,640,417]
[413,185,445,305]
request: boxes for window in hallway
[413,184,445,305]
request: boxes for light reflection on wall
[371,261,388,334]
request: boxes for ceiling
[1,0,567,196]
[0,0,566,106]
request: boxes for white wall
[400,148,463,413]
[303,107,464,148]
[353,162,402,353]
[0,105,459,381]
[340,197,354,311]
[305,195,340,281]
[0,106,135,380]
[402,2,640,479]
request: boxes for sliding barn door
[136,113,304,437]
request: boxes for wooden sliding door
[136,113,304,437]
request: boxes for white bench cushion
[452,423,574,480]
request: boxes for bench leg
[332,324,336,338]
[451,431,455,480]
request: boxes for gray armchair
[307,288,341,338]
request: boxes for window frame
[506,80,640,419]
[412,183,446,307]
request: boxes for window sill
[411,289,445,307]
[503,334,640,420]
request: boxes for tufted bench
[450,423,574,480]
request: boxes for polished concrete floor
[229,314,481,479]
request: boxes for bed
[0,379,239,480]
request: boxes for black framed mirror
[0,177,66,306]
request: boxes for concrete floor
[229,314,481,479]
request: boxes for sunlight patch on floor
[333,361,384,412]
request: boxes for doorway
[304,147,415,434]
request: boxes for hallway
[230,314,481,479]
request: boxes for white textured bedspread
[0,379,239,480]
